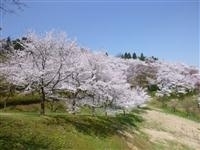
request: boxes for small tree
[127,52,131,59]
[139,53,145,61]
[124,52,128,59]
[132,52,137,59]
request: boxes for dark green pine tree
[127,52,131,59]
[6,37,11,45]
[5,37,12,50]
[132,52,137,59]
[124,52,128,59]
[151,56,158,61]
[139,53,145,61]
[13,38,24,50]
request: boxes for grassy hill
[0,110,151,150]
[0,94,200,150]
[0,112,128,150]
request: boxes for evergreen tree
[132,52,137,59]
[6,37,11,45]
[5,37,12,50]
[124,52,128,59]
[22,37,27,41]
[13,39,24,50]
[152,56,158,61]
[127,52,131,59]
[139,53,145,61]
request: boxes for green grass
[1,101,67,113]
[148,95,200,122]
[0,111,145,150]
[0,94,158,150]
[0,94,40,108]
[1,92,198,149]
[161,107,200,122]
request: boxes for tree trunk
[4,99,6,110]
[72,99,76,115]
[105,111,108,117]
[104,105,107,116]
[50,101,54,112]
[40,87,45,115]
[173,107,176,112]
[4,96,9,110]
[92,106,95,116]
[123,109,126,116]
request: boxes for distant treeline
[119,52,158,61]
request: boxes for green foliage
[139,53,145,61]
[132,52,137,59]
[151,56,158,61]
[148,84,159,92]
[124,52,131,59]
[12,39,24,50]
[6,37,11,45]
[120,51,156,61]
[121,52,136,59]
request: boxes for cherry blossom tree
[153,61,199,97]
[0,31,81,114]
[68,52,150,114]
[1,31,198,116]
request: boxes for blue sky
[0,0,199,67]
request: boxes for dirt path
[142,109,200,150]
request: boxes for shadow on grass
[0,134,51,150]
[0,111,145,149]
[131,107,152,114]
[51,113,144,138]
[0,117,56,150]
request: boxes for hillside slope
[140,109,200,150]
[0,103,200,150]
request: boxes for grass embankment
[1,94,200,150]
[0,112,132,150]
[0,107,151,150]
[148,94,200,122]
[0,94,150,149]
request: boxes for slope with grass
[1,95,200,150]
[141,108,200,150]
[0,113,124,150]
[0,110,147,150]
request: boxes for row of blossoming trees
[0,31,199,115]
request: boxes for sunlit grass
[148,95,200,122]
[0,110,144,150]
